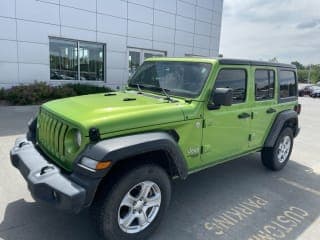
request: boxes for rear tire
[91,164,171,240]
[261,128,293,171]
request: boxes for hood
[42,91,187,136]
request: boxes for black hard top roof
[218,58,296,69]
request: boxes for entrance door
[201,68,251,164]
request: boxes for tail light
[294,104,301,114]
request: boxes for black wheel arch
[264,110,299,148]
[81,131,188,180]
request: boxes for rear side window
[255,69,275,101]
[214,69,247,104]
[279,70,297,98]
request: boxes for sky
[219,0,320,65]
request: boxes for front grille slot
[38,110,69,159]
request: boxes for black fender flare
[81,132,188,179]
[264,110,299,148]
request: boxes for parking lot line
[278,177,320,197]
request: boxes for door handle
[238,112,251,119]
[266,108,277,114]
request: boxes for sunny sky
[220,0,320,65]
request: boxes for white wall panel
[61,6,96,30]
[154,0,177,14]
[175,30,194,46]
[194,35,210,48]
[0,40,17,62]
[196,6,212,23]
[17,20,60,44]
[61,0,96,12]
[18,42,49,65]
[0,18,16,40]
[97,0,127,18]
[154,10,175,29]
[107,52,127,69]
[0,63,19,84]
[0,0,15,18]
[177,1,195,19]
[16,0,60,25]
[174,44,192,56]
[61,26,97,42]
[128,37,153,49]
[129,0,154,8]
[19,63,50,82]
[128,3,153,24]
[128,21,152,40]
[153,26,175,43]
[176,16,195,33]
[97,14,127,35]
[97,33,127,52]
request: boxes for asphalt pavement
[0,98,319,240]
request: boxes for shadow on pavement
[1,154,319,240]
[0,106,39,137]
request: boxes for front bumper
[10,138,86,213]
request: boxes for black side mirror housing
[208,88,233,110]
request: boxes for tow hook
[40,165,55,175]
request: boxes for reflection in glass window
[279,71,297,98]
[214,69,247,103]
[129,61,211,98]
[50,39,78,80]
[49,38,105,81]
[79,42,104,81]
[129,51,140,78]
[255,70,275,101]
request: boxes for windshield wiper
[130,83,143,94]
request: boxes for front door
[201,67,251,165]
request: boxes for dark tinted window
[255,69,275,101]
[214,69,247,103]
[279,71,297,98]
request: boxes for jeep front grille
[37,109,69,159]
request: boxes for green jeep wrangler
[11,58,300,240]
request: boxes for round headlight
[75,130,82,147]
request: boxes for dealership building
[0,0,223,89]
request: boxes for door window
[214,69,247,104]
[255,69,275,101]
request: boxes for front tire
[91,164,171,240]
[261,128,293,171]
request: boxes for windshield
[128,61,212,98]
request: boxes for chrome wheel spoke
[145,193,161,208]
[118,181,162,234]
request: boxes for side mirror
[208,88,233,110]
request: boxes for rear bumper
[10,138,87,213]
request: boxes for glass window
[128,61,212,98]
[255,69,275,101]
[79,42,104,81]
[279,70,297,98]
[49,38,105,81]
[214,69,247,104]
[50,38,78,80]
[129,51,141,78]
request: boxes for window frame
[213,68,248,104]
[49,36,106,82]
[254,68,276,102]
[278,68,298,103]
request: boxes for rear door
[250,67,278,149]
